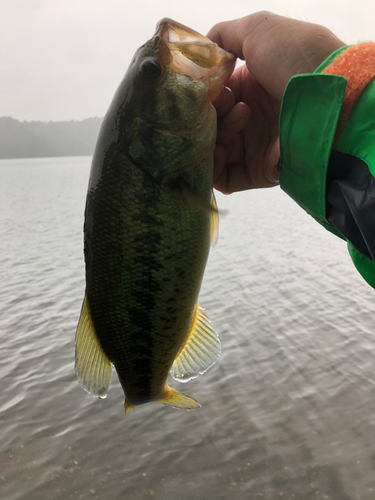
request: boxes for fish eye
[140,59,163,80]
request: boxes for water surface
[1,157,374,499]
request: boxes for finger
[207,18,247,59]
[224,65,246,104]
[208,12,345,101]
[213,65,251,107]
[214,138,280,193]
[212,86,235,118]
[213,144,228,184]
[215,159,278,194]
[207,13,289,100]
[207,13,278,59]
[263,138,280,185]
[216,102,250,147]
[226,133,246,165]
[214,161,254,194]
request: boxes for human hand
[207,11,345,193]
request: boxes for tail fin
[156,387,201,410]
[124,399,136,414]
[123,387,201,414]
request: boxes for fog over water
[1,0,374,122]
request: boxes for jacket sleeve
[278,43,375,288]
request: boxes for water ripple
[1,159,375,499]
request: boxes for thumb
[208,11,345,101]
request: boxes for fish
[75,18,236,413]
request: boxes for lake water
[1,156,374,500]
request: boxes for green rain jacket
[279,43,375,289]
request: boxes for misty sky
[1,0,373,122]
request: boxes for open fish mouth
[154,18,236,101]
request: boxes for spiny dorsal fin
[171,305,221,383]
[156,387,201,410]
[75,293,113,399]
[211,191,219,247]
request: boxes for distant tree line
[0,117,103,159]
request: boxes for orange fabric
[323,42,375,142]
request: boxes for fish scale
[75,18,236,412]
[87,153,210,401]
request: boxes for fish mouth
[154,18,236,101]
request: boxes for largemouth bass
[75,19,235,413]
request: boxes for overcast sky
[1,0,373,122]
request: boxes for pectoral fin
[171,305,221,383]
[75,294,113,399]
[210,191,219,247]
[165,178,219,241]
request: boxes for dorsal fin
[75,293,113,399]
[170,305,221,383]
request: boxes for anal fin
[75,293,113,399]
[171,305,221,383]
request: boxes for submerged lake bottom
[0,156,374,500]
